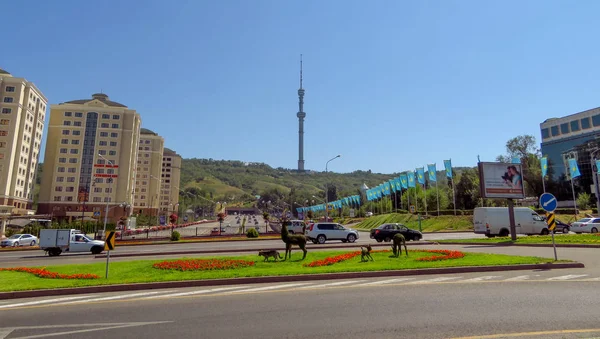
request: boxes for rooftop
[0,68,10,75]
[163,147,180,156]
[63,93,127,108]
[140,128,157,135]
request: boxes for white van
[287,220,307,234]
[473,207,549,237]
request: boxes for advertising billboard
[478,162,525,199]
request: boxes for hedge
[532,208,578,215]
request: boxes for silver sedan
[0,234,39,247]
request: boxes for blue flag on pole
[568,158,581,178]
[427,164,437,182]
[416,168,425,185]
[389,180,396,193]
[444,159,452,178]
[384,182,391,195]
[541,157,548,178]
[400,174,408,189]
[512,156,521,164]
[407,172,416,188]
[395,177,402,191]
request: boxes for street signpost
[540,193,558,260]
[104,231,116,278]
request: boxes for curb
[438,242,600,248]
[0,262,584,300]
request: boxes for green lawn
[438,234,600,245]
[0,249,558,292]
[354,213,473,232]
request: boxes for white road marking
[360,278,415,286]
[459,276,502,282]
[504,275,537,281]
[547,274,589,281]
[60,291,174,305]
[581,277,600,281]
[1,322,172,339]
[141,286,250,299]
[0,295,91,309]
[406,277,462,284]
[226,283,311,293]
[297,280,366,289]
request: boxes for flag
[407,172,416,188]
[384,182,391,195]
[400,174,408,189]
[568,158,581,178]
[416,168,425,185]
[444,159,452,178]
[395,177,402,191]
[512,157,521,164]
[389,179,396,193]
[427,164,437,182]
[540,157,548,178]
[597,160,600,175]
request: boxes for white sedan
[570,218,600,233]
[0,234,39,247]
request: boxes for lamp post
[98,154,114,240]
[590,148,600,214]
[325,155,341,221]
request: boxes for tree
[455,168,480,210]
[497,135,544,197]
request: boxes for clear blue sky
[4,0,600,174]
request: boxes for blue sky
[3,0,600,174]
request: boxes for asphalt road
[2,277,600,339]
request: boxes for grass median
[0,249,561,292]
[437,234,600,245]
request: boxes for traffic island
[0,249,583,300]
[437,234,600,247]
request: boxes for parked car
[370,223,423,242]
[1,234,39,247]
[305,222,359,244]
[542,217,570,233]
[286,220,307,234]
[570,218,600,233]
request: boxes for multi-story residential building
[540,107,600,201]
[37,93,141,223]
[0,68,47,214]
[133,129,164,218]
[159,148,181,216]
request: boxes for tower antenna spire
[300,54,303,89]
[296,54,306,172]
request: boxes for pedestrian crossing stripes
[0,273,598,310]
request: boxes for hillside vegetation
[354,213,473,232]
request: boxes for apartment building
[133,129,164,217]
[37,93,141,223]
[159,148,181,215]
[0,68,47,213]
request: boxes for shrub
[246,228,259,238]
[170,231,181,241]
[577,193,591,210]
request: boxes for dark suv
[370,223,422,242]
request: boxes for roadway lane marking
[581,277,600,281]
[360,278,415,286]
[449,328,600,339]
[297,280,366,289]
[0,295,91,309]
[547,274,589,280]
[0,322,173,339]
[504,275,539,281]
[226,283,311,293]
[406,277,462,284]
[459,276,502,282]
[140,286,250,299]
[60,291,175,305]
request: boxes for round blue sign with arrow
[539,193,558,213]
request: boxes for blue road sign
[539,193,558,212]
[93,211,101,217]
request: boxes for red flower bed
[303,249,466,267]
[153,259,255,271]
[416,249,465,262]
[0,267,100,279]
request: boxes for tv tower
[297,55,306,172]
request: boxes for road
[0,232,485,267]
[1,276,599,339]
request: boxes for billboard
[478,162,525,199]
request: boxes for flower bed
[303,249,466,267]
[153,259,255,271]
[415,249,465,262]
[0,267,99,279]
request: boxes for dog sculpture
[360,244,374,262]
[258,250,283,262]
[392,233,408,257]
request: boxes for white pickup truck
[40,229,105,256]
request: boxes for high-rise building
[133,129,164,219]
[37,93,141,223]
[0,68,47,213]
[159,148,181,217]
[297,55,306,172]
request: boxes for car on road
[305,222,359,244]
[570,218,600,233]
[541,217,570,233]
[1,234,39,247]
[370,223,423,242]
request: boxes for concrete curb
[0,262,584,300]
[439,242,600,248]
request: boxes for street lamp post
[590,148,600,214]
[325,155,341,221]
[98,154,114,240]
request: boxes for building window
[60,148,67,154]
[105,188,112,193]
[67,177,75,182]
[58,167,65,172]
[72,130,81,136]
[582,117,591,129]
[0,130,8,136]
[145,140,150,144]
[62,130,70,135]
[55,186,63,192]
[101,123,109,128]
[104,197,111,202]
[96,169,105,174]
[102,114,110,119]
[68,158,78,164]
[65,187,74,192]
[71,140,79,145]
[111,132,118,138]
[110,141,117,147]
[66,197,73,202]
[70,149,79,154]
[56,177,64,182]
[100,132,108,137]
[112,114,119,120]
[551,125,559,136]
[560,123,569,134]
[64,112,72,117]
[63,121,71,126]
[99,141,107,146]
[570,120,580,132]
[5,86,15,92]
[95,178,104,183]
[74,121,82,126]
[99,150,106,155]
[111,124,119,129]
[58,158,66,163]
[109,150,117,156]
[0,142,5,148]
[3,97,13,103]
[75,112,83,117]
[0,119,9,125]
[68,168,76,173]
[53,196,62,201]
[593,115,600,127]
[1,108,11,114]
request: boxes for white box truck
[40,229,105,256]
[473,207,550,237]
